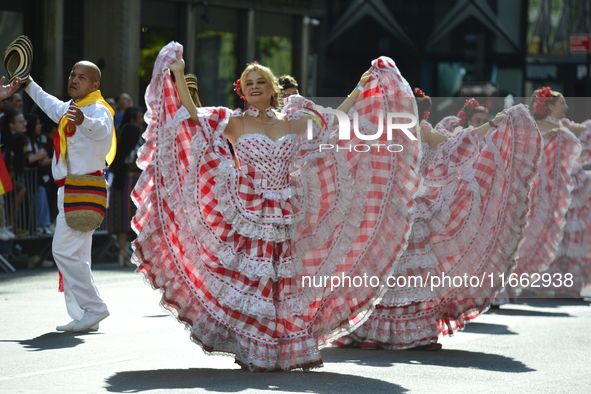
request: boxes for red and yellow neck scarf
[54,90,117,166]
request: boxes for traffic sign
[570,34,591,53]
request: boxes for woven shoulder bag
[64,172,107,232]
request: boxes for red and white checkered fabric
[565,119,591,166]
[520,121,591,297]
[434,115,461,137]
[419,121,480,188]
[341,104,543,349]
[131,42,420,370]
[512,127,582,278]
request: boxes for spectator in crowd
[1,108,28,237]
[278,75,299,99]
[114,93,132,128]
[108,106,143,267]
[35,111,58,222]
[0,98,9,119]
[0,160,15,240]
[0,77,19,240]
[23,113,53,235]
[7,92,23,112]
[106,97,116,112]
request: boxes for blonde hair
[239,63,280,108]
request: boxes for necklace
[245,106,276,118]
[244,106,278,124]
[542,116,560,126]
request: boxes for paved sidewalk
[1,264,590,394]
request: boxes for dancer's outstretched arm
[169,56,201,126]
[475,110,505,139]
[422,127,447,151]
[336,67,374,115]
[424,110,505,151]
[562,120,586,136]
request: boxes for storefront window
[256,13,294,79]
[140,26,177,88]
[527,0,590,56]
[195,31,237,108]
[194,7,239,108]
[140,0,180,96]
[256,36,293,77]
[438,63,466,96]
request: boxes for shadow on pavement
[105,368,408,393]
[516,298,590,307]
[320,348,535,373]
[486,308,571,317]
[0,331,100,351]
[461,322,518,335]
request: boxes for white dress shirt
[26,81,113,180]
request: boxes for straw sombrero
[185,74,198,91]
[185,74,202,107]
[3,35,33,93]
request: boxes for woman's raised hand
[492,110,506,127]
[336,66,375,114]
[358,66,374,89]
[169,54,185,74]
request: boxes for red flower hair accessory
[414,87,425,97]
[233,78,246,100]
[533,86,553,117]
[536,86,552,98]
[457,98,480,125]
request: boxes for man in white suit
[23,61,113,332]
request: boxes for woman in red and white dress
[511,87,590,298]
[434,99,491,136]
[131,42,423,371]
[336,93,542,350]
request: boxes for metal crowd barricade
[3,167,110,237]
[0,167,115,272]
[4,167,39,238]
[0,168,40,272]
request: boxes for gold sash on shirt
[55,90,117,165]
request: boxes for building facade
[1,1,589,113]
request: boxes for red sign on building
[570,34,591,53]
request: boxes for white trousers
[53,187,108,321]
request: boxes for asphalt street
[1,263,590,394]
